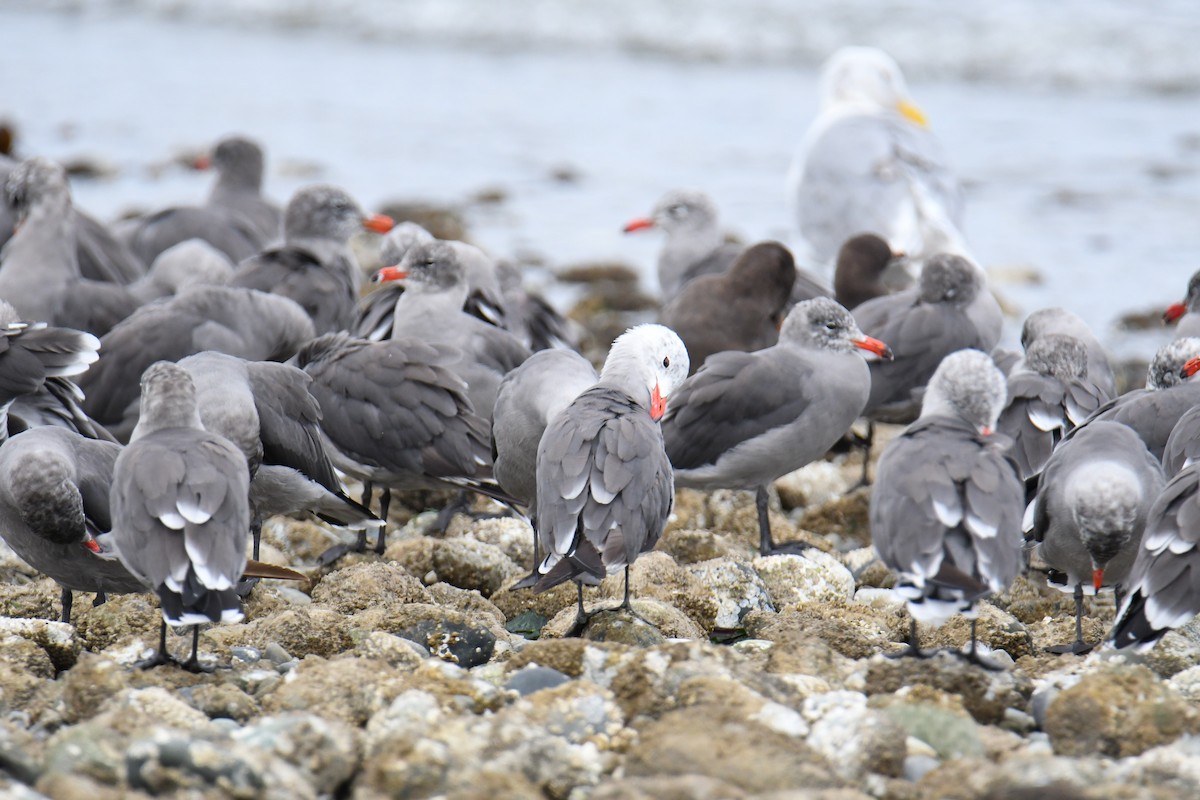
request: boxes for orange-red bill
[1181,356,1200,380]
[373,266,408,284]
[362,213,395,234]
[623,217,655,234]
[82,539,101,553]
[650,383,666,421]
[853,336,893,361]
[1092,567,1105,591]
[1164,302,1187,323]
[193,154,211,171]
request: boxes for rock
[310,561,430,614]
[72,592,162,654]
[795,486,873,548]
[656,527,737,564]
[188,683,259,722]
[918,603,1036,661]
[377,200,468,241]
[0,576,59,621]
[459,517,536,570]
[685,557,775,630]
[1043,664,1200,757]
[624,703,846,793]
[352,631,427,670]
[775,461,854,511]
[802,691,906,780]
[354,604,496,668]
[589,775,749,800]
[262,656,409,726]
[0,617,81,671]
[0,634,56,713]
[60,654,129,723]
[124,730,271,798]
[745,601,905,661]
[236,712,361,795]
[865,651,1033,725]
[753,551,856,608]
[594,551,719,632]
[1113,736,1200,795]
[505,665,572,696]
[505,639,629,680]
[874,687,986,760]
[34,773,128,800]
[424,583,508,635]
[42,720,128,787]
[489,579,579,628]
[387,538,520,597]
[916,754,1108,800]
[842,546,895,590]
[0,718,43,787]
[228,606,354,659]
[94,687,215,737]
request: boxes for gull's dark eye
[668,205,686,218]
[824,321,838,330]
[662,356,670,368]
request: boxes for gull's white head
[601,324,690,421]
[819,46,927,126]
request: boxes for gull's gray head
[378,222,435,266]
[650,189,719,235]
[781,296,892,360]
[393,240,467,294]
[1020,307,1089,350]
[1025,334,1087,382]
[1064,461,1143,571]
[211,136,265,187]
[918,253,980,306]
[1148,337,1200,390]
[284,184,370,242]
[921,349,1007,432]
[4,156,70,215]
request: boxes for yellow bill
[897,99,928,127]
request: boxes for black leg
[137,621,176,669]
[757,485,808,556]
[955,617,1006,670]
[1046,583,1093,655]
[180,626,215,673]
[850,421,875,490]
[60,586,73,625]
[889,618,929,660]
[356,481,375,552]
[373,488,392,554]
[250,511,263,560]
[621,565,632,610]
[577,582,586,618]
[93,591,107,608]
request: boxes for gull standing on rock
[662,297,891,555]
[787,46,965,266]
[111,362,250,671]
[1026,421,1165,654]
[532,325,688,622]
[0,427,145,624]
[871,349,1024,667]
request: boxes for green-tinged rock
[354,603,495,668]
[864,651,1032,725]
[1043,664,1200,757]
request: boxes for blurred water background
[1,0,1198,357]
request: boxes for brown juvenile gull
[659,241,798,376]
[833,232,904,310]
[531,324,688,627]
[871,349,1024,668]
[111,362,250,671]
[662,297,891,555]
[1026,420,1165,654]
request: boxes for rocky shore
[3,453,1200,799]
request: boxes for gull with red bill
[662,297,891,556]
[1025,420,1165,655]
[622,189,742,299]
[1163,269,1200,339]
[531,324,689,625]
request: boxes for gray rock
[685,558,775,629]
[264,643,292,665]
[505,665,572,696]
[231,646,262,664]
[235,712,361,795]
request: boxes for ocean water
[2,2,1199,357]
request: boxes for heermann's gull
[1162,269,1200,340]
[623,189,741,298]
[870,349,1023,667]
[494,257,577,352]
[1026,420,1165,653]
[662,297,891,555]
[1107,461,1200,651]
[0,427,145,623]
[659,241,798,375]
[374,240,532,421]
[0,157,138,335]
[231,184,394,334]
[296,332,497,555]
[491,348,598,575]
[833,233,904,310]
[175,351,378,558]
[354,228,509,341]
[1161,405,1200,476]
[128,239,235,304]
[1019,307,1117,400]
[786,46,965,265]
[78,285,315,440]
[119,136,280,265]
[111,361,250,671]
[0,298,100,438]
[996,333,1108,482]
[0,154,144,285]
[532,325,688,622]
[855,253,1000,425]
[1068,337,1200,461]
